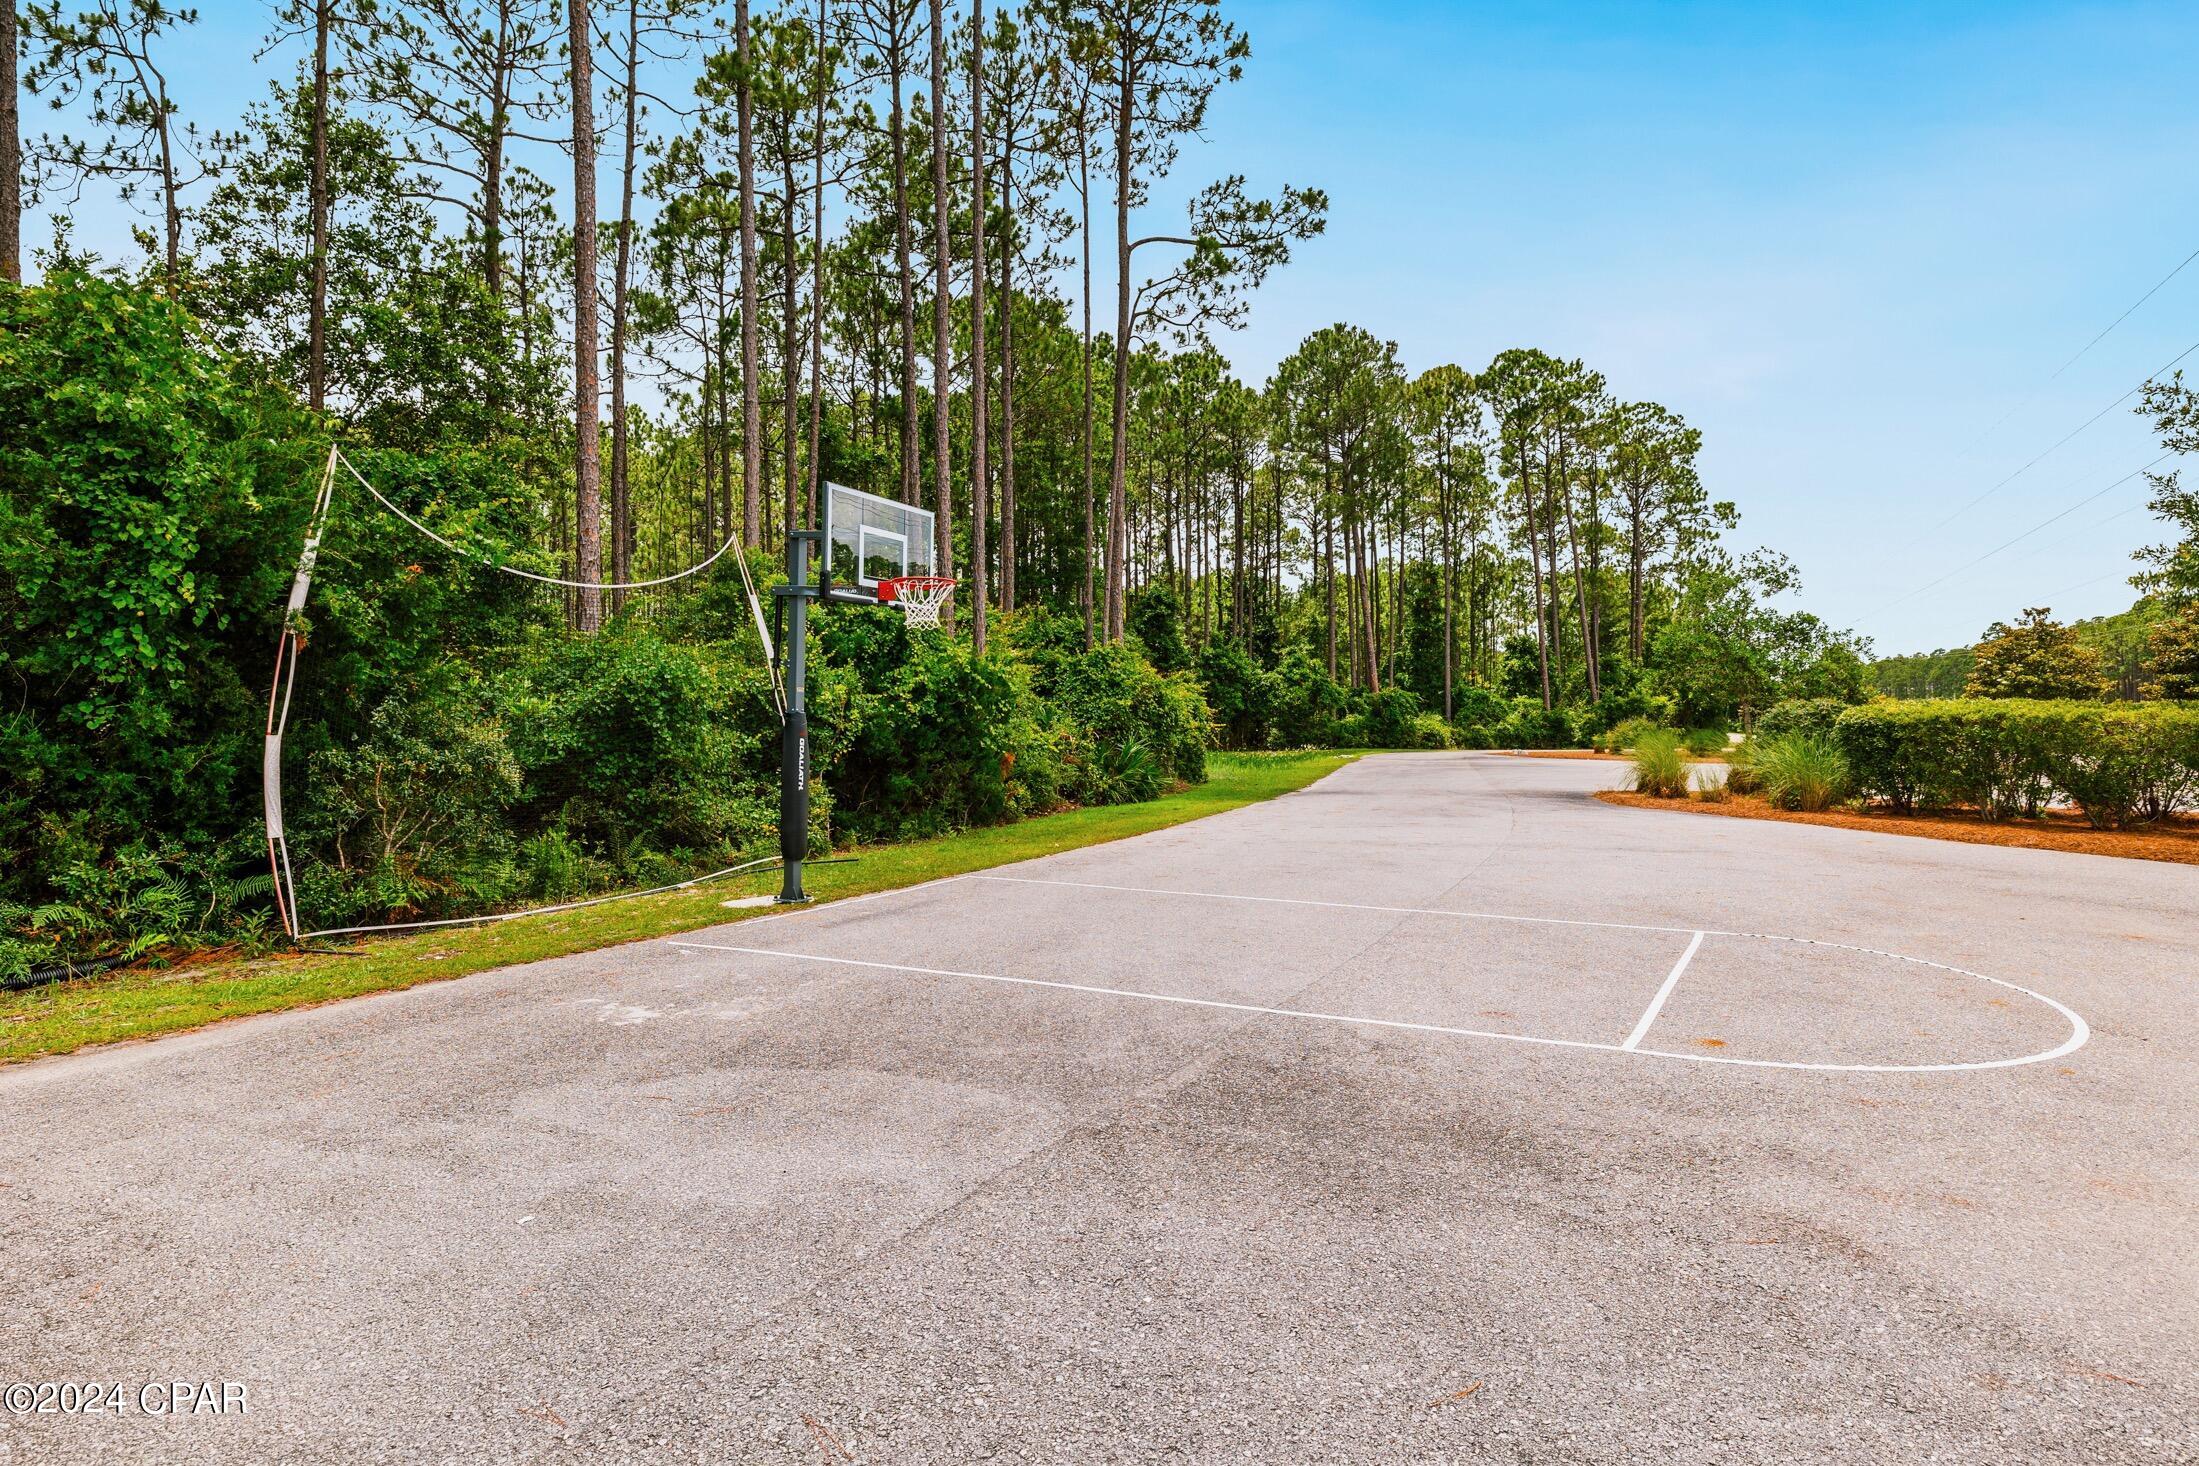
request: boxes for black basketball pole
[775,531,819,903]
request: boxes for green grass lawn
[0,750,1362,1065]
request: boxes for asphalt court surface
[1,751,2192,1464]
[679,871,2085,1071]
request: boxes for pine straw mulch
[1491,748,1730,764]
[1595,790,2199,867]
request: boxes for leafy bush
[1493,700,1579,749]
[1196,638,1270,751]
[1755,734,1850,812]
[1448,681,1511,735]
[1410,712,1456,749]
[1755,698,1848,744]
[1265,645,1350,748]
[1834,701,1966,814]
[507,626,778,856]
[1039,640,1209,798]
[1577,676,1673,735]
[1681,726,1729,757]
[832,635,1028,839]
[1594,716,1661,754]
[1628,731,1689,798]
[1989,701,2199,829]
[1126,581,1191,673]
[1355,688,1425,748]
[0,270,320,914]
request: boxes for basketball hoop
[877,575,958,630]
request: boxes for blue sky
[26,0,2199,654]
[1195,1,2199,653]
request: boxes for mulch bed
[1595,790,2199,867]
[1492,749,1731,764]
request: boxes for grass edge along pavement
[0,751,1362,1066]
[1595,788,2199,866]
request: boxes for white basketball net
[882,576,956,630]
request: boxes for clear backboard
[820,482,936,605]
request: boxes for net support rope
[264,444,788,942]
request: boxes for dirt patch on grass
[1596,790,2199,866]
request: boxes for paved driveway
[2,752,2192,1463]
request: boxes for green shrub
[1494,700,1578,749]
[1196,638,1269,751]
[1042,641,1209,797]
[1682,726,1729,757]
[1993,701,2199,829]
[833,636,1027,839]
[1594,716,1661,754]
[1356,688,1425,748]
[1448,681,1511,733]
[1410,712,1456,749]
[297,664,525,922]
[1834,701,1963,814]
[1755,734,1850,812]
[1126,582,1190,673]
[507,626,776,855]
[1265,646,1350,748]
[1828,699,2164,819]
[1755,698,1847,744]
[1580,680,1673,736]
[1628,730,1689,798]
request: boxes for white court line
[664,939,2091,1075]
[965,873,2090,1072]
[972,874,1709,937]
[1621,930,1706,1052]
[668,941,1636,1058]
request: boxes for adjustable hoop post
[773,532,821,904]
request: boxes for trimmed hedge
[1755,698,1849,744]
[1831,699,2199,827]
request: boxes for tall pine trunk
[1077,97,1095,647]
[1104,53,1134,641]
[569,0,603,631]
[997,137,1016,612]
[887,27,918,503]
[609,0,641,604]
[306,0,329,408]
[1518,431,1552,708]
[927,0,954,597]
[967,0,988,651]
[781,137,801,542]
[0,0,18,284]
[806,0,829,526]
[737,0,763,548]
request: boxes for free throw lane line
[1621,930,1707,1051]
[664,941,2089,1074]
[669,941,1638,1055]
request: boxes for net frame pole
[775,531,821,904]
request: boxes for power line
[1929,339,2199,532]
[2048,243,2199,382]
[1958,241,2199,454]
[1858,453,2171,627]
[2036,567,2134,602]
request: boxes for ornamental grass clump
[1628,730,1689,799]
[1756,734,1850,813]
[1724,738,1766,796]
